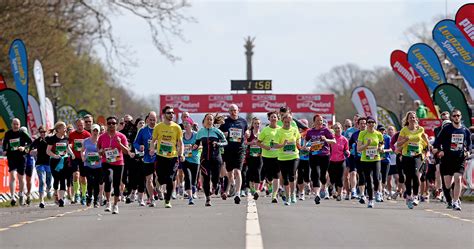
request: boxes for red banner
[0,74,6,90]
[455,3,474,47]
[418,119,442,137]
[390,50,438,118]
[160,94,335,114]
[27,102,38,136]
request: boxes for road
[0,195,473,249]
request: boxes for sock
[81,183,87,197]
[272,190,278,199]
[73,181,80,195]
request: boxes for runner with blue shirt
[182,117,200,205]
[82,124,103,208]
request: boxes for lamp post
[109,97,116,116]
[398,92,405,122]
[49,72,62,123]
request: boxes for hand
[18,146,25,152]
[55,155,61,159]
[438,151,444,158]
[321,136,327,142]
[212,141,218,147]
[192,144,199,150]
[283,140,288,145]
[245,130,251,139]
[129,152,135,158]
[432,148,438,154]
[366,139,372,146]
[179,155,185,162]
[149,149,155,156]
[139,145,144,152]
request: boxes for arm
[293,118,308,130]
[66,144,76,159]
[133,129,143,152]
[46,145,60,159]
[216,129,228,147]
[177,136,184,161]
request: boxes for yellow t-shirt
[358,130,384,162]
[258,126,280,158]
[399,126,426,157]
[152,122,183,158]
[275,127,301,161]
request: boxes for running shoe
[320,190,326,199]
[221,192,227,200]
[367,200,374,208]
[359,195,366,204]
[112,205,119,214]
[26,195,31,205]
[39,202,45,209]
[205,198,212,207]
[81,196,86,206]
[229,184,236,197]
[86,197,92,207]
[192,193,198,199]
[446,202,453,209]
[406,199,414,209]
[240,190,247,198]
[164,201,172,208]
[452,200,461,211]
[126,197,132,204]
[234,196,241,204]
[386,195,392,201]
[271,198,278,204]
[375,192,382,202]
[75,194,81,204]
[105,203,112,212]
[171,192,177,200]
[19,195,24,206]
[58,199,65,207]
[10,199,16,207]
[336,195,342,201]
[188,198,195,205]
[299,193,305,201]
[149,199,156,207]
[253,192,259,200]
[281,194,287,203]
[284,200,290,206]
[47,191,52,199]
[413,197,420,206]
[351,189,358,199]
[314,195,321,205]
[290,194,297,204]
[139,199,146,207]
[94,202,99,208]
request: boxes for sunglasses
[367,121,376,124]
[107,122,117,125]
[85,121,92,123]
[166,112,175,115]
[40,131,46,133]
[452,114,461,117]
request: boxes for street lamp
[109,97,116,116]
[397,92,405,122]
[49,72,62,123]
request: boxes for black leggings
[402,156,422,196]
[396,154,405,184]
[156,156,178,202]
[297,160,310,184]
[183,161,199,191]
[87,167,103,201]
[309,155,330,187]
[103,163,124,197]
[246,156,262,183]
[279,159,298,186]
[124,157,141,192]
[361,161,381,201]
[50,158,68,191]
[328,160,345,189]
[381,161,390,185]
[200,157,222,197]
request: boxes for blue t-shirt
[381,134,391,164]
[83,138,102,168]
[183,131,200,164]
[343,127,357,140]
[133,126,156,163]
[299,139,310,161]
[349,130,361,157]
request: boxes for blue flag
[433,19,474,90]
[407,43,446,92]
[8,39,29,110]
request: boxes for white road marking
[246,198,264,249]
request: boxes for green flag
[0,88,27,129]
[433,83,472,127]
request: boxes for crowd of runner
[2,105,473,214]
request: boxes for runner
[84,114,94,133]
[349,117,367,202]
[377,125,392,202]
[306,114,336,204]
[97,116,133,214]
[297,119,310,201]
[245,117,263,200]
[68,118,91,205]
[193,113,227,206]
[433,111,451,201]
[20,127,35,205]
[386,126,399,200]
[357,116,384,208]
[397,111,430,209]
[182,117,200,205]
[329,122,349,201]
[219,104,248,204]
[150,106,184,208]
[119,115,140,204]
[272,113,300,205]
[346,115,362,199]
[82,124,103,207]
[134,112,157,207]
[433,109,471,211]
[2,118,32,206]
[30,125,52,208]
[46,122,76,207]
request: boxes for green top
[258,126,280,158]
[275,127,301,161]
[357,130,383,162]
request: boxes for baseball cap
[92,124,100,131]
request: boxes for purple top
[305,127,334,156]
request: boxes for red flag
[0,74,6,90]
[455,3,474,47]
[390,50,438,118]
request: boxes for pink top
[330,135,349,162]
[97,131,128,166]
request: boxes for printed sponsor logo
[296,101,331,113]
[251,101,286,111]
[458,18,474,42]
[165,95,189,101]
[393,61,420,84]
[251,95,276,101]
[171,101,199,112]
[208,95,233,101]
[208,101,243,111]
[438,25,474,66]
[411,48,443,84]
[297,95,322,101]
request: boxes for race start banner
[351,87,378,122]
[407,43,446,92]
[432,83,472,127]
[8,39,28,110]
[159,94,334,114]
[390,50,438,118]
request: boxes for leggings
[183,161,199,191]
[279,159,298,186]
[396,154,405,184]
[156,156,178,201]
[50,158,68,191]
[103,163,124,197]
[200,157,222,197]
[361,161,381,201]
[246,156,262,183]
[401,156,422,196]
[380,161,390,185]
[297,160,310,184]
[328,160,345,189]
[309,155,330,188]
[87,167,103,201]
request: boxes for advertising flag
[33,60,47,127]
[351,86,378,122]
[433,20,474,91]
[0,74,7,90]
[0,88,27,129]
[27,95,43,137]
[390,50,438,118]
[377,106,401,130]
[455,3,474,47]
[432,83,472,127]
[77,109,92,118]
[407,43,446,92]
[57,105,78,125]
[45,97,54,130]
[8,39,28,109]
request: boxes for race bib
[300,149,309,158]
[86,152,100,165]
[283,143,296,154]
[158,141,173,157]
[55,142,67,156]
[365,146,378,160]
[407,142,420,156]
[311,141,324,152]
[74,139,84,152]
[9,138,20,151]
[184,144,193,158]
[249,145,262,157]
[105,148,120,163]
[450,134,464,152]
[229,128,243,143]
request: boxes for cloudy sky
[106,0,470,97]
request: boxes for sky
[104,0,470,98]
